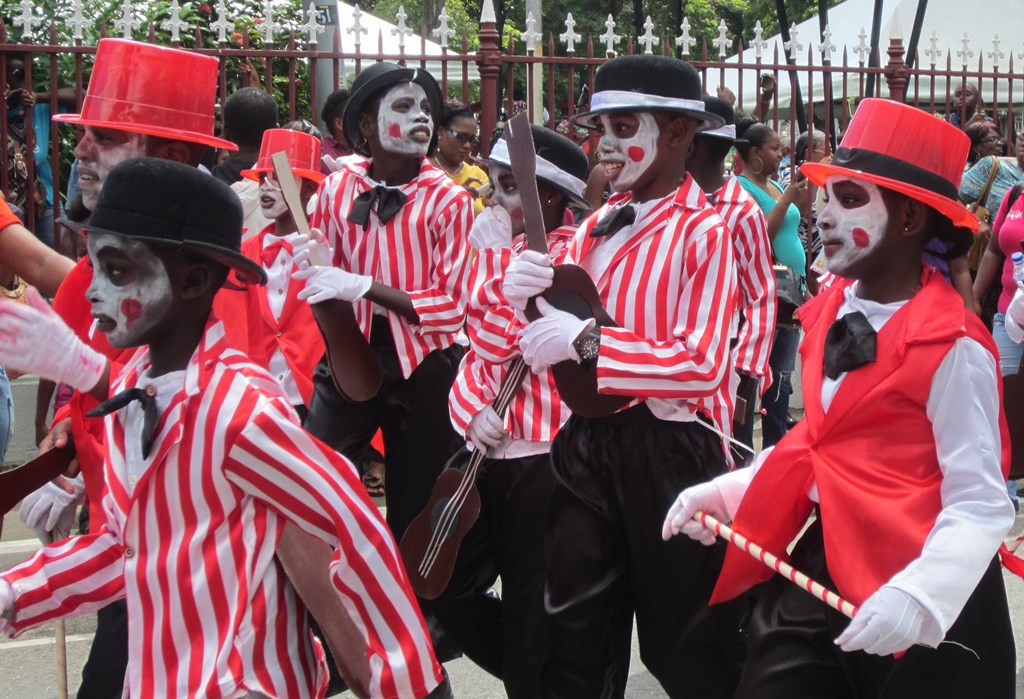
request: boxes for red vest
[241,228,324,406]
[712,270,1010,607]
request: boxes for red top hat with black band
[800,99,977,232]
[54,39,236,151]
[241,129,326,185]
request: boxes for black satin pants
[737,519,1016,699]
[432,450,555,698]
[541,404,748,699]
[303,316,464,542]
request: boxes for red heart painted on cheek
[388,123,402,139]
[627,146,645,162]
[852,227,871,248]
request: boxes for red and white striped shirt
[449,226,576,445]
[569,176,737,430]
[714,177,775,384]
[2,319,442,699]
[311,158,474,378]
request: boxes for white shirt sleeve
[885,336,1015,635]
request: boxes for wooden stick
[48,532,68,699]
[694,511,859,619]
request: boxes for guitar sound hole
[430,499,458,541]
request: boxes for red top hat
[54,39,236,151]
[241,129,325,185]
[801,98,976,231]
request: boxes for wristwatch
[573,327,601,367]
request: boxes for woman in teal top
[734,120,808,448]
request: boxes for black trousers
[542,405,748,699]
[432,450,555,699]
[77,599,129,698]
[736,519,1016,699]
[303,316,464,542]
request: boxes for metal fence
[2,0,1021,236]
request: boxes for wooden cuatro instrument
[504,112,629,419]
[271,151,381,402]
[0,443,76,538]
[400,114,627,599]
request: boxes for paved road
[2,376,1023,698]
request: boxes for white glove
[834,585,943,655]
[519,298,593,372]
[19,474,86,543]
[661,480,731,545]
[0,580,13,621]
[293,266,373,304]
[322,154,355,173]
[467,406,506,452]
[0,287,106,392]
[469,206,513,251]
[502,250,554,311]
[288,227,333,269]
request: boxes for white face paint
[487,162,525,236]
[74,127,148,210]
[85,232,174,349]
[597,112,660,192]
[258,176,290,219]
[818,176,890,276]
[376,82,433,157]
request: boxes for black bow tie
[822,311,877,380]
[87,386,159,459]
[346,184,408,226]
[590,205,637,238]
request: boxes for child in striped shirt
[0,157,449,699]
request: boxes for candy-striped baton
[694,511,859,619]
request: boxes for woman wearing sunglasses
[432,101,489,212]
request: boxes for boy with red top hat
[0,157,449,699]
[665,99,1016,697]
[13,38,252,696]
[238,127,325,416]
[506,54,746,697]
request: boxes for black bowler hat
[70,157,266,285]
[342,62,443,158]
[488,125,591,209]
[573,55,723,132]
[697,96,741,142]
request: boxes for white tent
[720,0,1024,112]
[334,2,479,85]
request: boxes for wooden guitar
[400,115,629,599]
[0,444,76,537]
[271,152,381,402]
[503,112,630,419]
[400,358,529,599]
